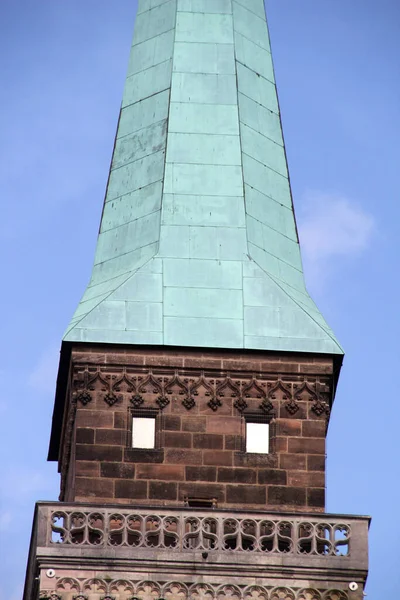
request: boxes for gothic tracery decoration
[103,392,120,406]
[42,578,349,600]
[285,398,300,415]
[130,393,144,408]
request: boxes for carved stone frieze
[71,365,331,417]
[42,578,349,600]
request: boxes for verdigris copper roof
[64,0,343,355]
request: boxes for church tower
[24,1,369,599]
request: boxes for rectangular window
[132,417,156,449]
[246,421,269,454]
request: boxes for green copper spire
[64,0,343,355]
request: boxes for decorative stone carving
[311,399,329,417]
[109,580,135,595]
[297,590,321,600]
[49,508,350,557]
[242,378,266,400]
[112,371,135,393]
[130,393,144,408]
[217,584,242,600]
[322,592,347,600]
[42,577,349,600]
[284,398,300,415]
[190,583,215,600]
[156,395,170,409]
[182,396,196,410]
[260,398,274,414]
[234,397,248,412]
[71,365,331,420]
[56,577,80,592]
[267,380,291,400]
[138,373,163,395]
[270,588,295,600]
[82,578,107,593]
[208,396,222,412]
[165,373,188,398]
[216,377,240,399]
[104,392,120,406]
[76,390,92,405]
[294,382,318,401]
[243,585,269,600]
[163,582,188,600]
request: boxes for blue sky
[0,0,399,597]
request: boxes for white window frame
[132,415,156,449]
[245,421,270,454]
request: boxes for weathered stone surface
[55,346,335,512]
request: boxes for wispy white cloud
[297,191,375,289]
[28,345,60,395]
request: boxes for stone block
[114,412,127,429]
[308,455,325,471]
[279,453,307,470]
[234,452,278,468]
[182,417,207,432]
[76,444,122,462]
[75,461,100,477]
[76,428,95,444]
[185,466,217,482]
[136,464,185,480]
[302,420,326,438]
[193,434,223,449]
[288,437,325,454]
[226,484,266,505]
[225,435,241,450]
[164,431,192,448]
[75,477,113,498]
[203,450,233,466]
[218,467,256,484]
[206,417,241,435]
[95,428,124,445]
[258,469,287,485]
[275,419,302,436]
[268,486,306,507]
[183,357,223,370]
[76,410,113,428]
[124,448,164,463]
[178,482,225,502]
[115,480,148,500]
[307,487,325,508]
[288,471,325,487]
[100,463,136,479]
[165,449,203,464]
[149,481,177,500]
[274,437,288,452]
[164,415,181,431]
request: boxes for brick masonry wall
[61,346,334,512]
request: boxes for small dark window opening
[185,497,217,509]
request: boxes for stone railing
[24,504,370,600]
[31,503,369,559]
